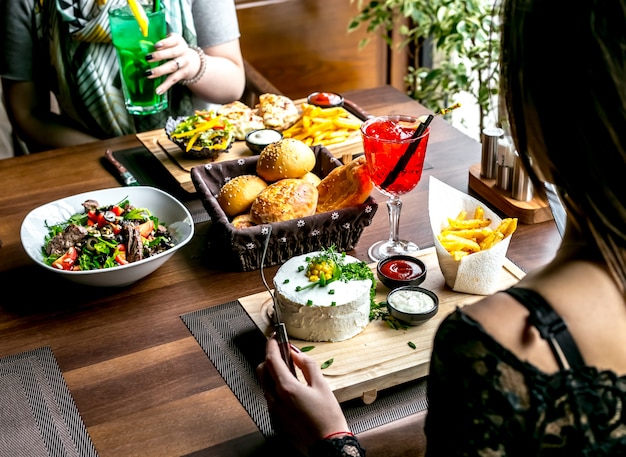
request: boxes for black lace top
[424,287,626,456]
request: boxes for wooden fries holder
[468,164,553,224]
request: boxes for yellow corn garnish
[127,0,149,37]
[306,261,335,283]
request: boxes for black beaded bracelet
[308,434,366,457]
[180,45,206,86]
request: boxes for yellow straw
[127,0,149,37]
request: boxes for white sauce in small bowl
[389,289,436,313]
[247,129,282,145]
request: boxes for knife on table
[260,226,297,376]
[105,149,140,186]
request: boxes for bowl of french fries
[428,177,518,295]
[281,102,362,148]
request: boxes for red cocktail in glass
[361,115,430,261]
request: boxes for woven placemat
[181,301,428,438]
[0,346,98,457]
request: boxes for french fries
[437,207,517,260]
[282,103,361,147]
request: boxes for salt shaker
[511,151,534,201]
[480,127,504,179]
[496,137,514,191]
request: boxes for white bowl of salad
[20,186,194,287]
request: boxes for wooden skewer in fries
[437,206,518,260]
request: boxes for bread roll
[301,171,321,187]
[256,138,316,182]
[231,213,256,229]
[250,178,318,223]
[316,155,373,213]
[217,174,268,217]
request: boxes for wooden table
[0,86,561,456]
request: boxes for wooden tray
[136,98,363,194]
[239,246,525,404]
[468,164,553,224]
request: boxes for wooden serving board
[239,246,525,404]
[136,98,363,194]
[468,164,553,224]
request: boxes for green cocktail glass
[108,5,168,115]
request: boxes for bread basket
[191,146,378,271]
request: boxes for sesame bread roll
[250,178,318,223]
[256,138,316,182]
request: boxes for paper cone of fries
[428,176,516,295]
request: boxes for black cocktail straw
[380,114,434,189]
[378,103,461,189]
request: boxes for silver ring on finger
[174,59,180,71]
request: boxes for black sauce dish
[245,128,283,155]
[386,286,439,325]
[377,255,427,290]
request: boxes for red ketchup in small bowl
[380,258,423,280]
[307,91,344,108]
[377,255,427,289]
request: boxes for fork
[260,226,297,376]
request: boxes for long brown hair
[499,0,626,293]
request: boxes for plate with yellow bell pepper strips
[165,111,235,160]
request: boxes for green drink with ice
[108,5,168,115]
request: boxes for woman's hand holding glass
[146,33,204,93]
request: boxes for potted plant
[348,0,501,137]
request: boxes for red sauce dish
[377,255,427,290]
[307,91,344,108]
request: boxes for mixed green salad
[42,198,175,271]
[170,110,235,152]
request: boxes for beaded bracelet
[180,45,206,86]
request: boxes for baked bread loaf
[256,138,316,182]
[218,101,265,140]
[250,178,318,223]
[231,213,256,229]
[257,93,300,130]
[316,155,373,213]
[217,174,268,217]
[301,171,321,187]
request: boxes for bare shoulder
[461,290,561,373]
[462,263,626,375]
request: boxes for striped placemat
[0,346,98,456]
[181,301,428,438]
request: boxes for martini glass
[361,115,431,262]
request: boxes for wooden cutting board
[136,98,363,194]
[239,246,525,404]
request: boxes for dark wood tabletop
[0,85,561,456]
